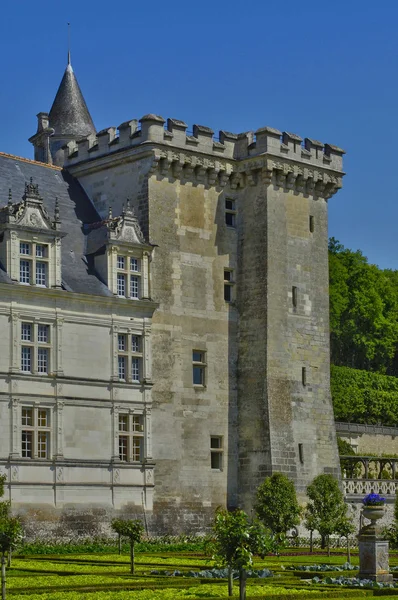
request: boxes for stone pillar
[358,507,392,582]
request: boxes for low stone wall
[336,422,398,455]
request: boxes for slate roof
[0,152,112,297]
[49,63,96,138]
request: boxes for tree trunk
[228,566,233,597]
[321,535,326,549]
[239,568,246,600]
[130,541,135,575]
[118,534,121,555]
[327,536,331,557]
[347,538,351,564]
[310,530,313,553]
[6,551,10,569]
[1,553,6,600]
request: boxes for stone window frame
[225,198,237,228]
[117,332,143,383]
[6,231,62,289]
[112,250,147,300]
[21,404,52,459]
[112,322,152,385]
[117,412,145,463]
[210,435,223,470]
[223,269,235,303]
[192,350,207,387]
[19,240,50,287]
[19,319,53,376]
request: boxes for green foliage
[0,515,22,555]
[336,438,355,456]
[208,507,271,571]
[254,473,301,540]
[305,475,349,543]
[0,475,5,499]
[329,238,398,374]
[331,364,398,425]
[111,519,144,543]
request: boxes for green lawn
[5,548,398,599]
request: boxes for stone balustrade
[341,455,398,499]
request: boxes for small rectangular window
[193,351,206,386]
[118,334,126,351]
[119,435,128,461]
[36,245,47,258]
[118,355,126,380]
[20,243,31,255]
[302,367,307,386]
[22,407,33,427]
[21,323,32,341]
[21,347,32,372]
[21,431,33,458]
[130,258,140,272]
[292,286,298,308]
[131,357,140,382]
[131,335,140,353]
[38,409,49,427]
[36,262,47,286]
[37,348,48,373]
[38,325,49,343]
[132,437,143,461]
[309,216,314,233]
[118,414,128,432]
[20,260,31,284]
[130,276,140,299]
[117,274,126,297]
[210,436,223,470]
[224,269,234,302]
[37,431,49,459]
[117,256,125,270]
[225,199,236,228]
[132,415,144,432]
[299,443,304,464]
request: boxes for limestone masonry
[0,56,344,536]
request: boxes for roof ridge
[0,152,62,171]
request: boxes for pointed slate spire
[48,57,95,139]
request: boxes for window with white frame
[118,413,144,462]
[210,436,223,470]
[117,333,142,383]
[19,242,49,286]
[116,255,141,299]
[20,322,51,375]
[192,350,206,386]
[21,406,51,459]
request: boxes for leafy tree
[336,514,355,564]
[329,238,398,373]
[208,507,272,600]
[111,519,144,574]
[0,474,23,600]
[305,474,348,555]
[254,473,301,548]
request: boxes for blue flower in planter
[362,493,386,506]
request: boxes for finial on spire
[108,206,113,219]
[54,198,60,222]
[8,189,12,206]
[67,22,71,66]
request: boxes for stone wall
[337,422,398,456]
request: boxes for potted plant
[362,493,386,524]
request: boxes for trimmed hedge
[331,365,398,426]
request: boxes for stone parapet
[63,115,345,174]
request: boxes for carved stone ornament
[0,179,61,231]
[106,199,146,245]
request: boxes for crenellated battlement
[63,114,345,173]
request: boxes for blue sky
[0,0,396,268]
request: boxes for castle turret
[29,54,95,166]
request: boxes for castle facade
[0,57,344,534]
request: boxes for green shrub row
[331,365,398,426]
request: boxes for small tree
[111,519,144,574]
[305,474,347,555]
[336,514,355,564]
[254,473,301,550]
[0,475,23,600]
[208,507,272,600]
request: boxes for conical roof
[49,60,95,138]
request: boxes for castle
[0,55,344,535]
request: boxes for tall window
[19,242,49,286]
[210,436,223,470]
[192,350,206,386]
[21,406,51,459]
[224,269,235,302]
[116,255,141,299]
[118,413,144,462]
[117,333,142,383]
[21,322,51,375]
[225,199,236,228]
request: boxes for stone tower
[29,55,95,167]
[59,117,344,527]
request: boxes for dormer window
[19,241,48,287]
[116,254,142,299]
